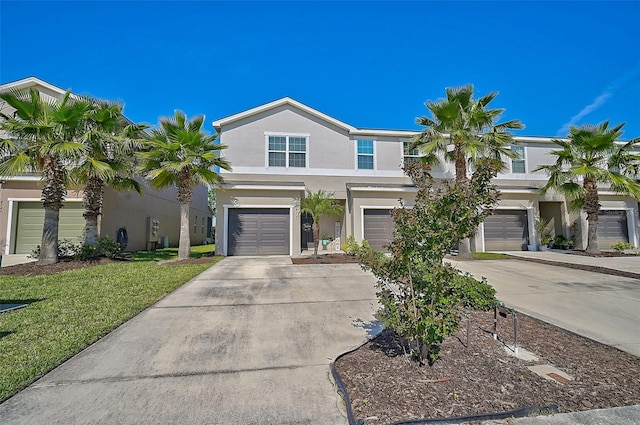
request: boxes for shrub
[30,239,82,259]
[360,161,499,365]
[553,235,573,249]
[611,241,634,252]
[341,235,359,255]
[98,236,122,259]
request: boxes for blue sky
[1,1,639,139]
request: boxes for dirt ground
[332,251,640,424]
[335,311,640,424]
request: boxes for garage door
[598,210,628,249]
[228,208,290,256]
[14,202,84,254]
[363,209,394,251]
[484,210,528,251]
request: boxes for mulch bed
[292,253,361,264]
[335,311,640,424]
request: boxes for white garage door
[484,210,529,251]
[228,208,290,256]
[14,202,84,254]
[363,209,394,251]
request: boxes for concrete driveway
[450,258,640,357]
[0,257,379,425]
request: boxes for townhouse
[213,97,638,256]
[0,77,212,255]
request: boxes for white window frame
[402,140,421,167]
[356,139,375,170]
[265,132,309,169]
[510,145,526,174]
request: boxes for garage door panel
[484,210,528,251]
[364,209,394,252]
[228,208,290,256]
[598,210,628,248]
[15,202,84,254]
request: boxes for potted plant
[535,218,553,251]
[321,234,333,250]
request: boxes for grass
[471,252,514,260]
[0,244,221,402]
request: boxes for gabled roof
[213,97,357,133]
[213,97,423,138]
[0,76,68,95]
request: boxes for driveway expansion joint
[153,298,378,308]
[31,364,331,388]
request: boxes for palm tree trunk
[454,143,473,259]
[178,202,191,260]
[39,155,65,264]
[83,177,104,247]
[312,221,320,257]
[584,178,600,254]
[39,206,60,265]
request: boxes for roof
[0,76,68,95]
[212,97,572,143]
[213,97,358,133]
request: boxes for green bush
[98,236,123,258]
[611,241,633,252]
[553,235,573,249]
[360,161,499,365]
[341,235,360,255]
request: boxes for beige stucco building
[0,77,212,256]
[213,97,638,256]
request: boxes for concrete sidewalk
[0,257,379,425]
[451,252,640,356]
[504,249,640,274]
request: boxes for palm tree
[411,84,524,258]
[300,189,344,256]
[0,87,91,264]
[75,100,148,247]
[534,122,640,253]
[138,110,231,260]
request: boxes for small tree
[299,189,344,256]
[360,160,499,364]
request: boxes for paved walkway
[0,257,379,424]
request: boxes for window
[194,215,198,234]
[511,145,525,173]
[403,141,420,167]
[357,140,374,169]
[267,135,307,168]
[202,217,205,235]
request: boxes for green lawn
[471,252,514,260]
[0,245,221,402]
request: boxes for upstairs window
[357,140,374,169]
[267,135,307,168]
[511,145,525,173]
[403,141,421,167]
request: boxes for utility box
[147,217,160,245]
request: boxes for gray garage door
[598,210,628,249]
[228,208,290,256]
[14,202,84,254]
[484,210,529,251]
[363,209,394,251]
